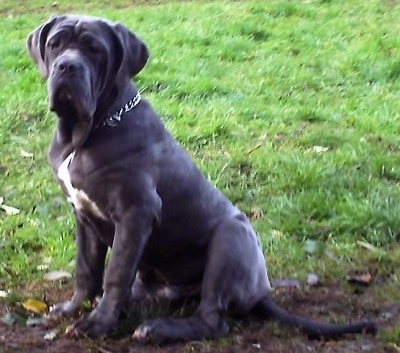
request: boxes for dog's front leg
[68,195,160,338]
[51,215,108,318]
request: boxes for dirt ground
[0,282,399,353]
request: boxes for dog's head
[27,15,149,147]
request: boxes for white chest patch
[57,152,106,220]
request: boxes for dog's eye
[80,36,100,55]
[88,43,101,55]
[48,38,62,51]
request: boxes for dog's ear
[26,16,63,78]
[112,23,149,81]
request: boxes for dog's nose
[54,56,82,76]
[58,61,76,74]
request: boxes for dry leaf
[357,240,381,252]
[248,207,263,220]
[26,317,48,327]
[348,272,372,286]
[37,264,49,271]
[44,270,72,281]
[0,204,20,215]
[37,257,52,271]
[1,312,26,326]
[272,279,301,289]
[1,313,16,326]
[20,150,34,158]
[302,239,324,255]
[312,145,329,153]
[270,229,284,237]
[274,134,286,141]
[22,298,48,314]
[306,145,329,154]
[44,330,58,340]
[306,273,319,286]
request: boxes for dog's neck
[53,83,141,155]
[97,92,141,128]
[93,83,139,128]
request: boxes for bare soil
[0,282,399,353]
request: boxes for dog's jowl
[27,15,376,343]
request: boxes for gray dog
[26,15,376,343]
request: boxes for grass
[0,0,400,334]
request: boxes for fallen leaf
[1,312,26,326]
[44,270,72,281]
[20,150,34,158]
[0,204,20,215]
[248,207,263,220]
[274,134,286,141]
[22,298,48,314]
[272,279,301,289]
[270,229,285,237]
[357,240,383,253]
[1,313,16,326]
[302,239,324,255]
[312,145,329,153]
[44,330,58,341]
[37,257,52,271]
[348,272,372,286]
[0,290,8,298]
[26,317,48,327]
[306,273,319,286]
[37,264,49,271]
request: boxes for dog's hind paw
[132,323,154,342]
[132,319,172,344]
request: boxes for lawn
[0,0,400,351]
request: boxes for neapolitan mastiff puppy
[26,15,376,343]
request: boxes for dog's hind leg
[132,213,270,343]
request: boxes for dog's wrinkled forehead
[49,16,102,34]
[46,16,112,50]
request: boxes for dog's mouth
[52,88,74,107]
[49,86,82,119]
[49,83,95,147]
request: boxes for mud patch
[0,283,398,353]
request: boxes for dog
[26,15,376,343]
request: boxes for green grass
[1,0,400,301]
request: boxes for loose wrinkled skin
[27,15,377,343]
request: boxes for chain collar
[98,92,141,128]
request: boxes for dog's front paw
[48,291,88,319]
[49,300,80,319]
[132,319,169,344]
[65,309,118,338]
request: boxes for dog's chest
[57,152,106,220]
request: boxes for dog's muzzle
[48,51,94,118]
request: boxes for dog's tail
[254,295,377,339]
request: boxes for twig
[245,143,262,155]
[95,345,114,353]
